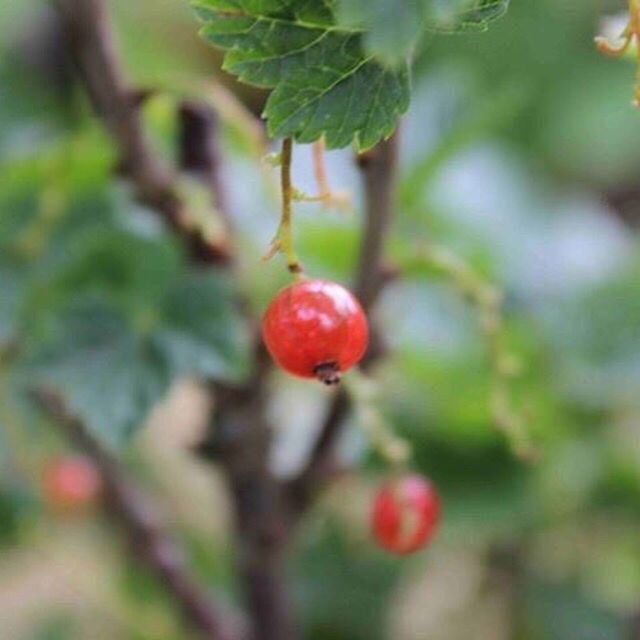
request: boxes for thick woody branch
[54,0,231,265]
[52,1,293,638]
[354,137,401,310]
[286,134,400,516]
[55,1,292,637]
[33,388,247,640]
[202,343,298,640]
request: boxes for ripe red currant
[371,474,440,554]
[262,279,369,384]
[42,455,102,511]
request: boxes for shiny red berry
[262,279,369,384]
[42,455,102,511]
[372,474,441,554]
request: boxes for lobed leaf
[192,0,410,149]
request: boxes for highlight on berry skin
[261,279,369,385]
[371,474,441,555]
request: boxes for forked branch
[54,0,231,265]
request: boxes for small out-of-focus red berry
[262,279,369,384]
[42,455,102,511]
[371,474,440,554]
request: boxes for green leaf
[192,0,410,150]
[49,228,183,313]
[28,273,249,448]
[154,271,250,381]
[338,0,510,65]
[29,303,170,448]
[337,0,426,65]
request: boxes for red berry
[372,474,440,554]
[262,279,369,384]
[42,455,102,511]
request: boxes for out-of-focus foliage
[1,0,640,639]
[191,0,509,149]
[0,114,250,448]
[338,0,510,65]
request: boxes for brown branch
[353,137,401,310]
[47,4,268,636]
[50,1,298,639]
[202,343,298,640]
[173,45,299,640]
[55,1,293,636]
[53,2,398,637]
[285,134,400,517]
[173,47,297,640]
[189,139,298,637]
[33,388,247,640]
[54,0,231,265]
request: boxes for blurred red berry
[372,474,440,554]
[262,279,368,384]
[42,455,102,511]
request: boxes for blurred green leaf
[294,521,401,640]
[338,0,510,65]
[29,302,170,447]
[524,580,625,640]
[27,271,249,448]
[0,482,36,548]
[48,229,182,315]
[154,271,250,380]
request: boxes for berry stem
[414,243,538,462]
[266,138,303,273]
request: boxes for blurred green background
[1,0,640,639]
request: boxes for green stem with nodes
[413,244,538,462]
[343,369,411,469]
[266,138,302,274]
[280,138,300,272]
[596,0,640,105]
